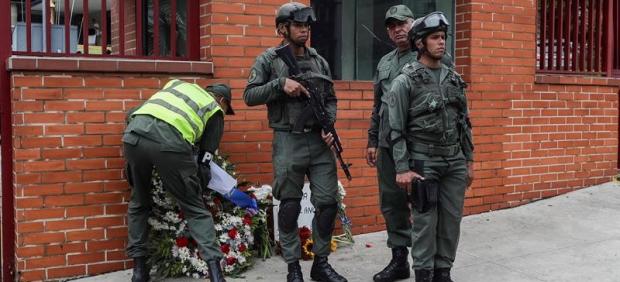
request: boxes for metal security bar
[9,0,199,60]
[537,0,616,76]
[614,0,620,75]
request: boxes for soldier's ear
[277,23,288,37]
[415,39,424,50]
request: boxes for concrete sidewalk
[72,182,620,282]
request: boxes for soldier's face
[386,19,412,49]
[288,21,310,45]
[423,31,446,60]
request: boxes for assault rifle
[275,44,352,181]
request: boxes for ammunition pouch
[411,179,438,213]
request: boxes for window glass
[311,0,455,80]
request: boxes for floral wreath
[147,153,354,278]
[147,154,273,279]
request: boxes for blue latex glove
[225,188,258,213]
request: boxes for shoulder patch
[389,93,397,107]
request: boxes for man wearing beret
[123,79,252,282]
[367,5,417,282]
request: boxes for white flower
[165,211,182,224]
[237,254,246,264]
[178,247,191,260]
[248,185,272,201]
[189,255,209,274]
[224,265,234,273]
[337,181,346,200]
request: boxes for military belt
[411,142,460,157]
[274,126,321,133]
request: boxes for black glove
[197,151,213,187]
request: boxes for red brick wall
[507,75,619,204]
[457,0,618,215]
[9,60,215,280]
[5,0,619,281]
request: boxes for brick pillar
[458,0,538,213]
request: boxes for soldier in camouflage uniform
[386,12,474,282]
[243,3,347,282]
[367,5,416,282]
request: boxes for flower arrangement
[332,181,355,246]
[147,154,273,279]
[295,181,353,261]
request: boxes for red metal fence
[10,0,199,60]
[614,0,620,75]
[537,0,617,76]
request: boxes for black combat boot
[372,247,410,282]
[206,260,226,282]
[433,268,453,282]
[310,256,347,282]
[131,257,150,282]
[414,269,433,282]
[287,261,304,282]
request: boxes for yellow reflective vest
[132,79,223,144]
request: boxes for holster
[411,180,438,213]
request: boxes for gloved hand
[197,151,213,187]
[225,188,258,214]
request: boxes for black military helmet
[409,11,450,43]
[275,2,317,26]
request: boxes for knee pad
[278,199,301,233]
[315,203,338,237]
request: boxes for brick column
[458,0,538,213]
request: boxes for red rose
[228,228,238,239]
[220,243,230,254]
[176,236,189,247]
[299,226,312,241]
[243,214,253,225]
[178,211,184,220]
[238,243,247,252]
[226,256,237,266]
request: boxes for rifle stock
[274,44,352,180]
